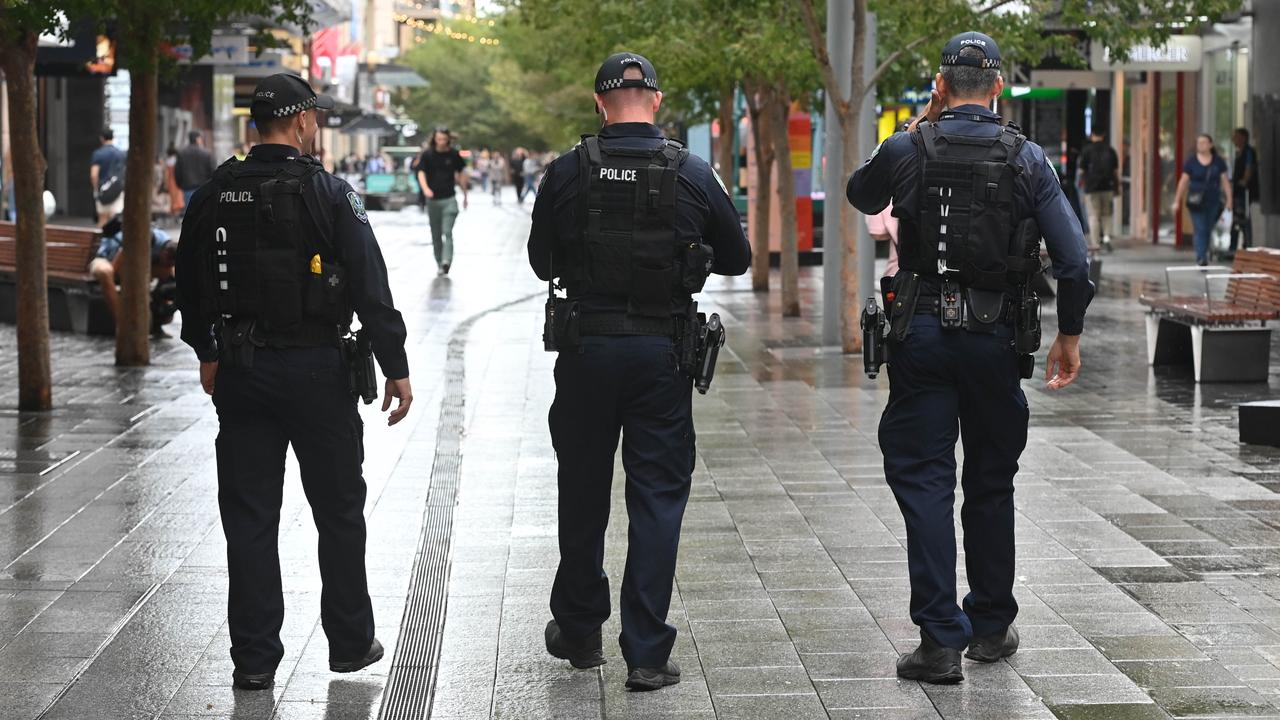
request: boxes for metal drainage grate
[378,293,538,720]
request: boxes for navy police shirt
[846,105,1093,335]
[176,143,410,379]
[527,122,752,314]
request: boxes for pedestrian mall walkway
[3,194,1280,719]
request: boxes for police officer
[175,73,414,691]
[528,52,751,691]
[847,33,1092,683]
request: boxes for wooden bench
[1139,248,1280,382]
[0,221,112,334]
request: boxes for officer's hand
[424,187,434,199]
[382,377,413,426]
[462,195,468,210]
[907,88,945,133]
[200,361,218,396]
[1045,334,1081,390]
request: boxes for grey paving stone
[924,687,1056,719]
[1046,703,1173,720]
[703,665,815,696]
[800,651,900,680]
[710,692,829,720]
[1021,674,1154,706]
[1115,659,1247,689]
[1090,636,1208,662]
[1144,685,1277,718]
[1008,649,1126,677]
[813,677,934,711]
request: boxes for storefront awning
[366,64,428,88]
[340,113,398,135]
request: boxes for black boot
[966,625,1019,663]
[896,630,963,684]
[330,638,384,673]
[231,670,275,691]
[625,660,680,691]
[544,620,605,669]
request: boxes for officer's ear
[593,92,605,115]
[991,75,1005,102]
[652,90,663,114]
[934,72,947,101]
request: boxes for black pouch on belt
[888,272,922,342]
[962,288,1005,334]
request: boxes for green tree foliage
[400,31,548,151]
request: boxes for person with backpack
[90,128,126,226]
[1078,129,1120,252]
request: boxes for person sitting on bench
[89,216,179,335]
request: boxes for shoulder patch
[711,168,730,197]
[347,191,368,224]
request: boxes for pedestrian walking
[175,129,217,208]
[846,32,1093,684]
[164,145,185,220]
[522,152,542,200]
[1079,129,1119,252]
[1175,134,1232,266]
[512,147,529,204]
[489,152,507,205]
[90,128,126,226]
[174,73,413,692]
[528,52,751,691]
[1229,127,1258,254]
[414,127,469,275]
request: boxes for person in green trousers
[414,127,469,275]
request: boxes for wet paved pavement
[3,193,1280,719]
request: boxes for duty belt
[914,294,1016,324]
[578,313,676,337]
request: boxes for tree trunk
[715,84,736,193]
[770,92,800,318]
[840,105,863,352]
[1,31,52,410]
[116,50,158,366]
[745,83,773,293]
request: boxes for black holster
[694,313,725,394]
[342,330,378,404]
[861,296,887,379]
[888,272,922,342]
[544,298,581,352]
[220,318,262,368]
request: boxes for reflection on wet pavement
[2,198,1280,718]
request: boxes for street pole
[822,0,853,346]
[856,12,877,321]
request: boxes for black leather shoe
[232,670,275,691]
[544,620,605,669]
[896,630,963,684]
[330,638,385,673]
[625,660,681,691]
[966,625,1019,663]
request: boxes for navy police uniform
[847,36,1092,656]
[528,54,750,673]
[176,75,407,683]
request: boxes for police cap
[941,32,1002,69]
[250,73,335,125]
[594,52,660,94]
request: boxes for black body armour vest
[899,120,1033,291]
[203,156,351,344]
[561,135,708,333]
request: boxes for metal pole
[822,0,853,345]
[856,12,877,320]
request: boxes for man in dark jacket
[175,130,217,207]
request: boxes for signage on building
[170,35,250,65]
[1090,35,1202,71]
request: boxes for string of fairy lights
[393,13,501,46]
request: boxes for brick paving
[3,195,1280,719]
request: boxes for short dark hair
[255,114,290,137]
[1235,127,1249,142]
[188,130,201,143]
[101,128,114,141]
[941,46,999,99]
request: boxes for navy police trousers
[213,346,375,673]
[549,335,695,669]
[880,314,1029,650]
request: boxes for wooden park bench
[1139,247,1280,382]
[0,221,112,334]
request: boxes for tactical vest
[899,120,1038,291]
[560,135,711,334]
[203,156,351,344]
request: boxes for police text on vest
[220,190,255,203]
[599,168,637,182]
